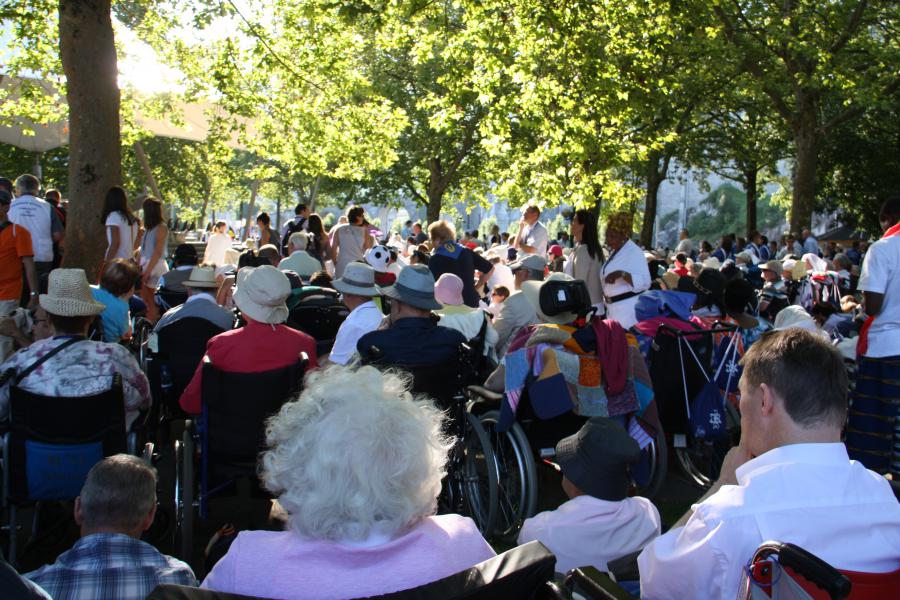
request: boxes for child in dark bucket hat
[517,418,661,574]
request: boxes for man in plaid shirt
[25,455,196,599]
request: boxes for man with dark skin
[846,198,900,476]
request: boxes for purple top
[202,514,495,599]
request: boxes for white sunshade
[0,75,249,153]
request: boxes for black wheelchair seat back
[157,317,227,396]
[286,287,349,356]
[158,289,189,312]
[6,375,126,502]
[200,360,306,460]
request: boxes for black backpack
[281,217,307,255]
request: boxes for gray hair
[80,455,157,530]
[832,253,852,271]
[14,174,40,195]
[289,232,309,251]
[260,365,452,542]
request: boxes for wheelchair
[173,355,309,566]
[284,286,349,357]
[361,344,500,537]
[468,322,669,541]
[0,374,152,567]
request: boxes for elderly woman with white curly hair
[201,364,495,599]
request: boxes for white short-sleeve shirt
[858,234,900,357]
[105,211,139,261]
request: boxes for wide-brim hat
[233,265,291,324]
[508,253,547,273]
[379,264,442,310]
[521,272,576,325]
[333,262,378,297]
[677,268,726,305]
[555,417,640,502]
[435,273,465,306]
[40,269,105,317]
[760,259,782,273]
[182,266,219,289]
[702,256,722,270]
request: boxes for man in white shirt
[638,328,900,600]
[513,205,549,257]
[327,262,382,365]
[673,228,692,257]
[846,197,900,477]
[278,232,322,279]
[204,221,232,267]
[493,254,545,355]
[600,212,651,329]
[10,174,62,292]
[518,418,660,574]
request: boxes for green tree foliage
[705,0,900,232]
[818,102,900,235]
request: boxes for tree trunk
[744,166,758,236]
[242,179,259,242]
[309,175,321,212]
[59,0,121,279]
[425,191,442,225]
[790,95,819,233]
[640,150,670,248]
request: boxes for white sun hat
[233,265,291,324]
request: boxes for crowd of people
[0,173,898,600]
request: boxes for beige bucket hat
[40,269,106,317]
[233,265,291,324]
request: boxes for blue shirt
[90,285,130,342]
[357,317,466,366]
[26,533,195,600]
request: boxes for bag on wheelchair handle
[679,333,738,440]
[689,380,728,440]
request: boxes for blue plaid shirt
[25,533,196,600]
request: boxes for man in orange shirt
[0,189,39,315]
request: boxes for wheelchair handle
[755,542,851,600]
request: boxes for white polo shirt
[858,234,900,357]
[9,194,53,262]
[638,443,900,600]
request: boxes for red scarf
[857,221,900,356]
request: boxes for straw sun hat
[39,269,106,317]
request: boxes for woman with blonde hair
[202,365,494,598]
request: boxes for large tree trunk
[425,191,442,225]
[640,150,670,248]
[744,166,758,235]
[59,0,121,279]
[790,96,819,233]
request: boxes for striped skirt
[846,354,900,477]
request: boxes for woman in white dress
[138,197,169,322]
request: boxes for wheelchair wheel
[132,316,154,371]
[674,400,740,488]
[174,428,194,564]
[631,422,667,499]
[479,410,537,540]
[460,412,499,536]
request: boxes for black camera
[539,279,592,318]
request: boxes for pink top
[201,514,496,599]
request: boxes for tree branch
[830,0,869,55]
[821,75,900,134]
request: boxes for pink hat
[434,273,465,306]
[549,244,563,258]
